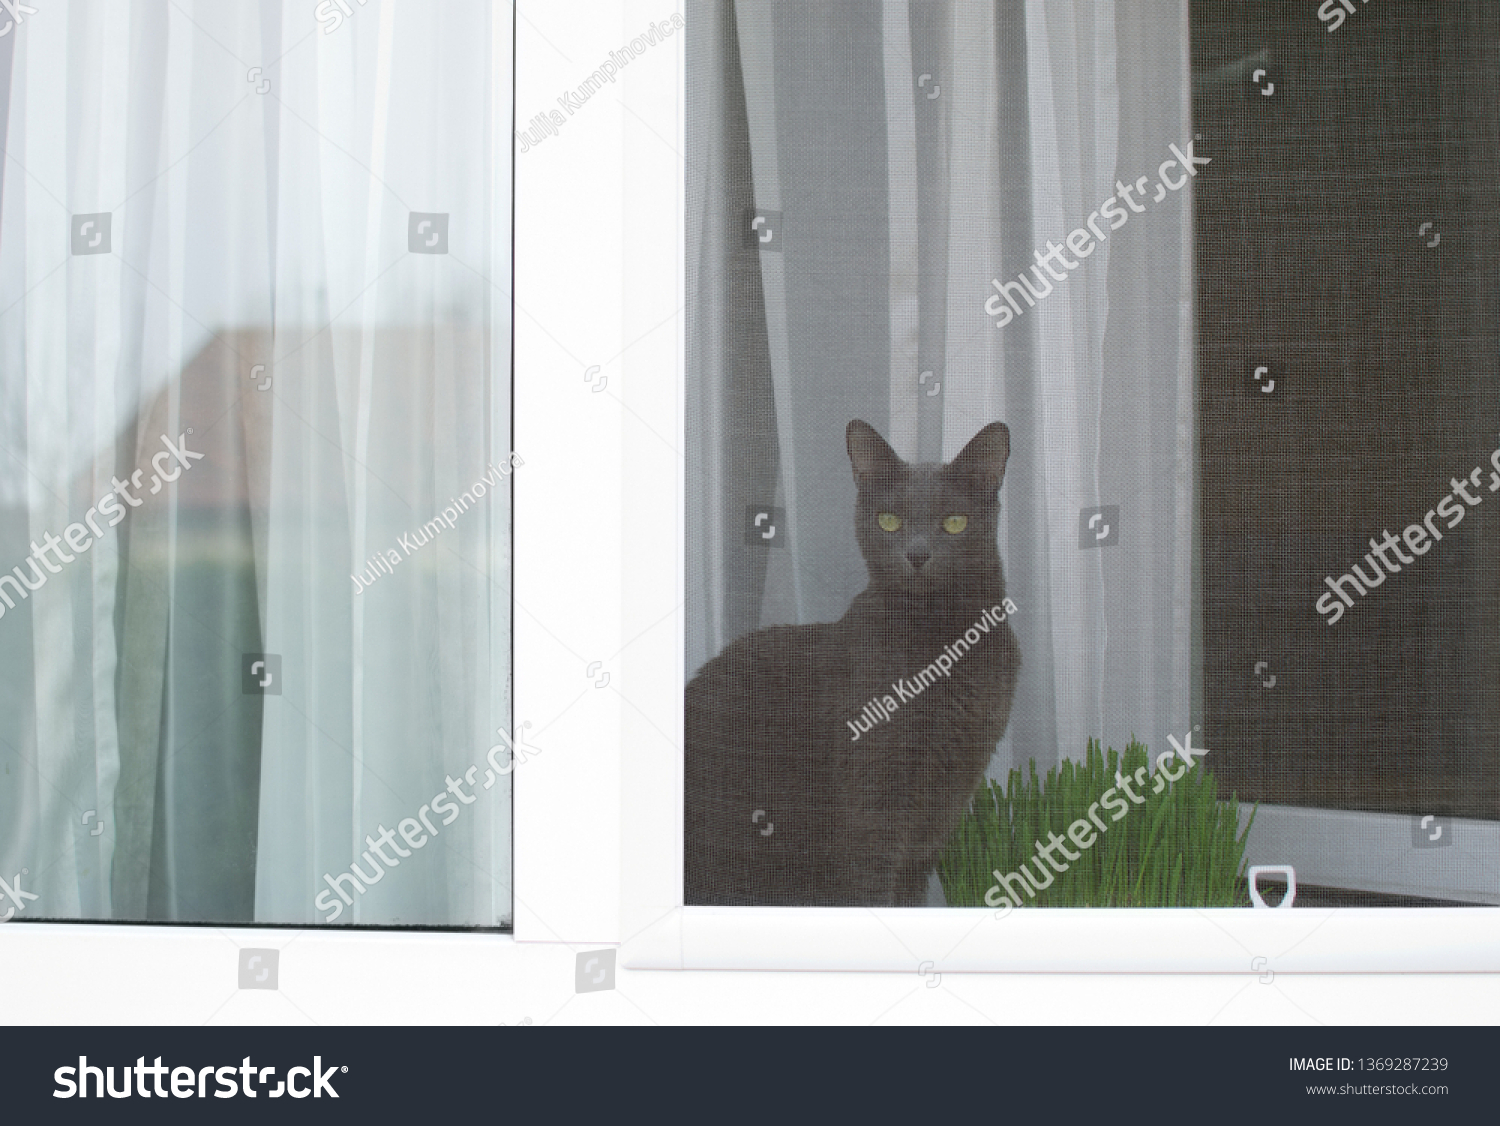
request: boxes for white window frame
[608,0,1500,977]
[3,2,1497,1028]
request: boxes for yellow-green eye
[943,515,968,534]
[878,513,902,532]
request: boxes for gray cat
[685,420,1021,906]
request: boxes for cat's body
[685,420,1020,906]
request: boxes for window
[0,1,513,929]
[681,0,1498,915]
[6,0,1494,1022]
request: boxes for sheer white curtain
[688,0,1194,798]
[0,0,512,927]
[998,0,1197,777]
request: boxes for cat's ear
[946,422,1011,493]
[846,420,906,485]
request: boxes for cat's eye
[943,515,968,534]
[878,513,902,532]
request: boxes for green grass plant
[938,737,1256,908]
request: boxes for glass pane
[683,0,1497,910]
[0,2,513,928]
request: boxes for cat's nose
[906,544,931,570]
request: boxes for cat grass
[937,738,1257,908]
